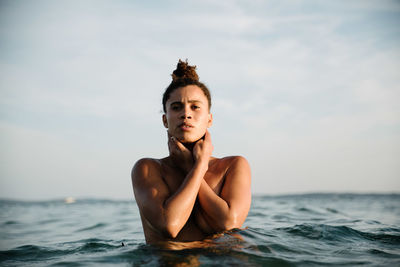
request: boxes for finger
[167,138,175,153]
[204,130,212,143]
[167,132,172,145]
[169,136,179,150]
[168,134,179,153]
[196,139,204,145]
[194,139,203,150]
[174,138,189,152]
[168,135,185,152]
[167,132,171,143]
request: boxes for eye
[192,105,200,110]
[170,104,182,111]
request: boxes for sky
[0,0,399,200]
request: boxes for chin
[179,138,198,144]
[178,134,203,144]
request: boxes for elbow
[144,216,181,239]
[220,214,241,231]
[163,222,181,239]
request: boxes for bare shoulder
[216,155,250,170]
[131,158,162,184]
[219,155,251,211]
[225,155,249,164]
[131,157,171,205]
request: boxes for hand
[167,132,193,173]
[193,130,213,164]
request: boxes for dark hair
[162,59,211,113]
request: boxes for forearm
[197,180,239,231]
[162,160,208,237]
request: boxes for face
[163,85,212,143]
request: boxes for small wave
[278,223,400,246]
[326,207,339,214]
[3,220,18,225]
[327,218,362,224]
[368,248,400,258]
[293,259,371,266]
[63,238,104,244]
[75,223,107,232]
[365,219,382,225]
[0,239,125,265]
[242,228,313,258]
[61,237,123,250]
[1,194,399,266]
[381,227,400,234]
[360,231,400,245]
[271,214,292,221]
[0,244,66,262]
[279,224,365,242]
[75,241,120,253]
[295,207,322,215]
[248,211,268,218]
[38,218,60,225]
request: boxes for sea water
[1,194,399,266]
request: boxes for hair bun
[171,59,199,82]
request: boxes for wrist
[195,158,209,170]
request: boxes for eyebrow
[169,100,204,106]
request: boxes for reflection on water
[154,229,245,250]
[151,229,254,267]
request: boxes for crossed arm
[131,131,251,239]
[196,156,251,232]
[132,158,208,238]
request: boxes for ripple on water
[0,239,126,265]
[1,194,399,266]
[75,223,107,232]
[0,244,67,262]
[278,224,372,242]
[3,221,19,225]
[326,207,339,214]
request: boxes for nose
[180,106,192,119]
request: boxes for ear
[162,114,168,128]
[207,113,213,128]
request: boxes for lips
[178,122,194,131]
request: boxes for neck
[167,141,196,157]
[182,142,195,152]
[167,141,196,174]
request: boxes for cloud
[0,0,399,199]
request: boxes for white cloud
[1,0,399,199]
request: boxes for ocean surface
[1,193,399,266]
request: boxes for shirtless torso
[131,82,251,244]
[132,153,251,244]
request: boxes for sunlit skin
[131,85,251,244]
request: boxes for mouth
[178,122,194,131]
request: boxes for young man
[131,61,251,244]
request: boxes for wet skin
[131,85,251,244]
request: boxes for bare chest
[161,163,227,196]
